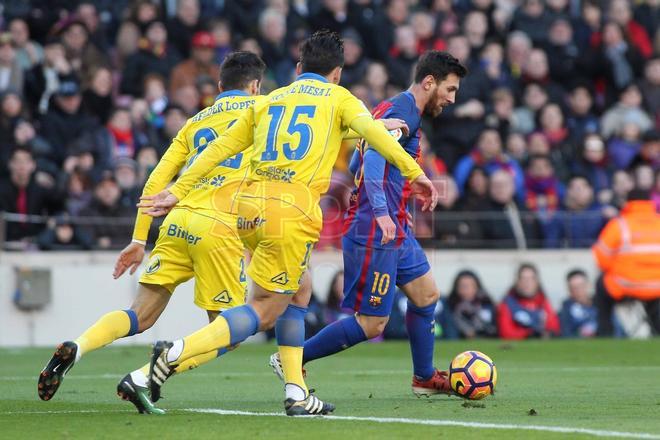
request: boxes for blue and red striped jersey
[343,91,422,247]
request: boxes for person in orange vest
[591,189,660,336]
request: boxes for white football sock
[130,369,148,388]
[166,340,184,363]
[285,383,307,401]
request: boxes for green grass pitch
[2,339,660,439]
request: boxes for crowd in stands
[0,0,658,250]
[304,263,652,340]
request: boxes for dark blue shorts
[341,234,430,317]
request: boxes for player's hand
[113,241,145,279]
[375,214,397,245]
[410,174,438,212]
[138,190,179,217]
[381,118,410,136]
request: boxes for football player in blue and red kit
[271,51,468,396]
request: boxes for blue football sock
[275,304,307,347]
[406,301,436,380]
[303,315,367,364]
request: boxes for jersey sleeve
[132,122,191,241]
[362,148,388,217]
[168,108,255,201]
[348,115,423,182]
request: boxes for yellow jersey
[132,91,259,241]
[169,72,423,201]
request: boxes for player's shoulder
[389,92,419,117]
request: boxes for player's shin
[302,315,367,364]
[74,309,139,359]
[168,305,259,364]
[406,301,436,380]
[275,304,308,400]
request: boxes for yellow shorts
[236,181,322,293]
[139,207,247,311]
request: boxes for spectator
[0,148,63,243]
[23,39,71,115]
[505,132,527,163]
[0,32,23,94]
[606,115,645,170]
[81,66,113,125]
[37,213,93,250]
[209,20,233,65]
[169,31,221,95]
[512,83,549,134]
[457,166,489,211]
[518,49,565,104]
[447,270,497,338]
[560,175,607,248]
[411,11,444,54]
[559,269,598,338]
[120,21,181,97]
[431,176,482,247]
[454,128,524,198]
[79,175,134,249]
[38,76,98,168]
[387,25,419,89]
[64,168,93,216]
[114,158,141,209]
[510,0,553,46]
[523,154,565,247]
[628,130,660,171]
[153,104,187,156]
[632,164,655,192]
[83,107,141,170]
[497,263,561,339]
[565,83,599,146]
[607,0,653,59]
[8,18,43,70]
[113,21,141,70]
[479,169,540,249]
[166,0,203,59]
[505,31,532,80]
[538,102,572,164]
[463,11,489,56]
[55,18,107,81]
[257,9,290,86]
[339,29,368,89]
[638,57,660,120]
[610,169,634,209]
[76,2,109,52]
[12,119,57,179]
[592,189,660,336]
[479,42,512,90]
[544,18,581,85]
[571,134,614,203]
[323,270,352,324]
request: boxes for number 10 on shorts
[371,272,391,296]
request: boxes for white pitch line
[187,408,660,440]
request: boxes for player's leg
[38,281,171,401]
[302,237,397,365]
[397,237,451,396]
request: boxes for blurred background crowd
[0,0,658,252]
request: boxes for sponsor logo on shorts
[255,166,296,183]
[369,295,382,308]
[167,223,202,244]
[271,272,289,285]
[237,216,266,229]
[146,255,161,274]
[213,290,231,304]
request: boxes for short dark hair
[299,29,344,76]
[219,51,266,91]
[414,50,467,84]
[566,268,587,282]
[10,146,33,160]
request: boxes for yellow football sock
[176,316,231,363]
[74,310,135,356]
[279,345,308,396]
[173,350,219,374]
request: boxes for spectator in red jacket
[497,262,560,339]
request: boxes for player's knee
[409,287,439,308]
[357,315,389,339]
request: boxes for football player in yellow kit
[37,52,270,413]
[142,30,438,416]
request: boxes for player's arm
[340,94,437,210]
[362,148,396,244]
[140,110,255,215]
[591,219,621,271]
[114,125,192,279]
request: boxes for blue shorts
[341,234,430,317]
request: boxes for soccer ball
[449,351,497,400]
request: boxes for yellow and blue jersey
[132,90,259,241]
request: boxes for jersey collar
[215,90,249,100]
[296,72,329,83]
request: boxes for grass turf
[2,339,660,439]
